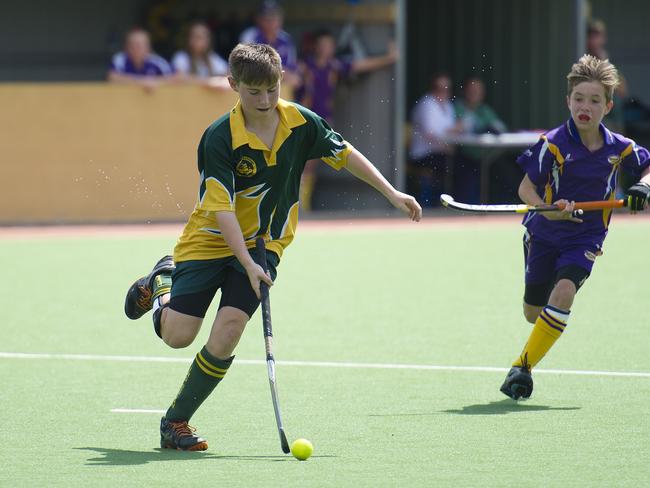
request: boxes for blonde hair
[228,43,282,86]
[567,54,619,103]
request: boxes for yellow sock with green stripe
[165,347,233,421]
[151,274,172,339]
[513,306,570,369]
[152,273,172,300]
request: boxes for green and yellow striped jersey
[174,98,352,262]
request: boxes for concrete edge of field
[1,210,647,239]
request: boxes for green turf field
[2,218,649,487]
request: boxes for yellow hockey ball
[290,438,313,461]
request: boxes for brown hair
[187,21,216,77]
[228,43,282,86]
[567,54,619,103]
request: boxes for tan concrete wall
[0,83,243,224]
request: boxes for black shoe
[500,366,533,400]
[160,417,208,451]
[124,255,174,320]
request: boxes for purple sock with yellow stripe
[165,346,233,421]
[513,305,570,369]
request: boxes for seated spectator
[408,73,462,207]
[453,77,507,203]
[239,0,300,88]
[296,29,398,210]
[108,28,175,92]
[172,21,229,90]
[455,77,506,135]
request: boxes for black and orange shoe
[124,255,174,320]
[160,417,208,451]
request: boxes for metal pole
[574,0,587,60]
[394,0,407,191]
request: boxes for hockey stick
[255,237,291,454]
[440,194,626,214]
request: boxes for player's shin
[165,346,234,421]
[513,306,570,369]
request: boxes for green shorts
[170,249,279,318]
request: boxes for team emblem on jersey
[607,154,621,165]
[236,157,257,177]
[584,250,597,262]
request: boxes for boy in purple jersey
[296,30,397,210]
[239,1,299,88]
[108,28,175,92]
[500,55,650,400]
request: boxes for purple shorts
[523,232,601,285]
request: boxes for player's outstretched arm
[215,211,273,298]
[344,148,422,221]
[626,168,650,213]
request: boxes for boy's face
[229,78,281,114]
[567,80,613,131]
[258,12,282,37]
[126,31,151,64]
[431,76,452,100]
[315,35,336,59]
[464,79,485,106]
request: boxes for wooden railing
[0,83,261,224]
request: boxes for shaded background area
[1,0,649,222]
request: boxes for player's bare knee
[548,279,577,310]
[162,330,196,349]
[159,309,203,348]
[523,304,542,323]
[554,279,576,295]
[161,319,201,348]
[206,308,249,355]
[219,316,248,342]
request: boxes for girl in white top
[172,22,229,89]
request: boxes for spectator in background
[297,30,397,123]
[454,76,507,203]
[108,28,175,92]
[587,18,650,196]
[586,19,610,62]
[296,29,398,210]
[586,19,626,132]
[408,73,462,207]
[239,0,300,88]
[172,21,229,91]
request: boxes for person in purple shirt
[296,30,397,210]
[108,28,175,92]
[239,1,299,88]
[500,54,650,401]
[295,30,351,123]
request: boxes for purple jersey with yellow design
[239,28,297,71]
[517,119,650,244]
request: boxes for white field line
[111,408,166,414]
[1,351,649,379]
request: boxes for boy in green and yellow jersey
[124,43,421,451]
